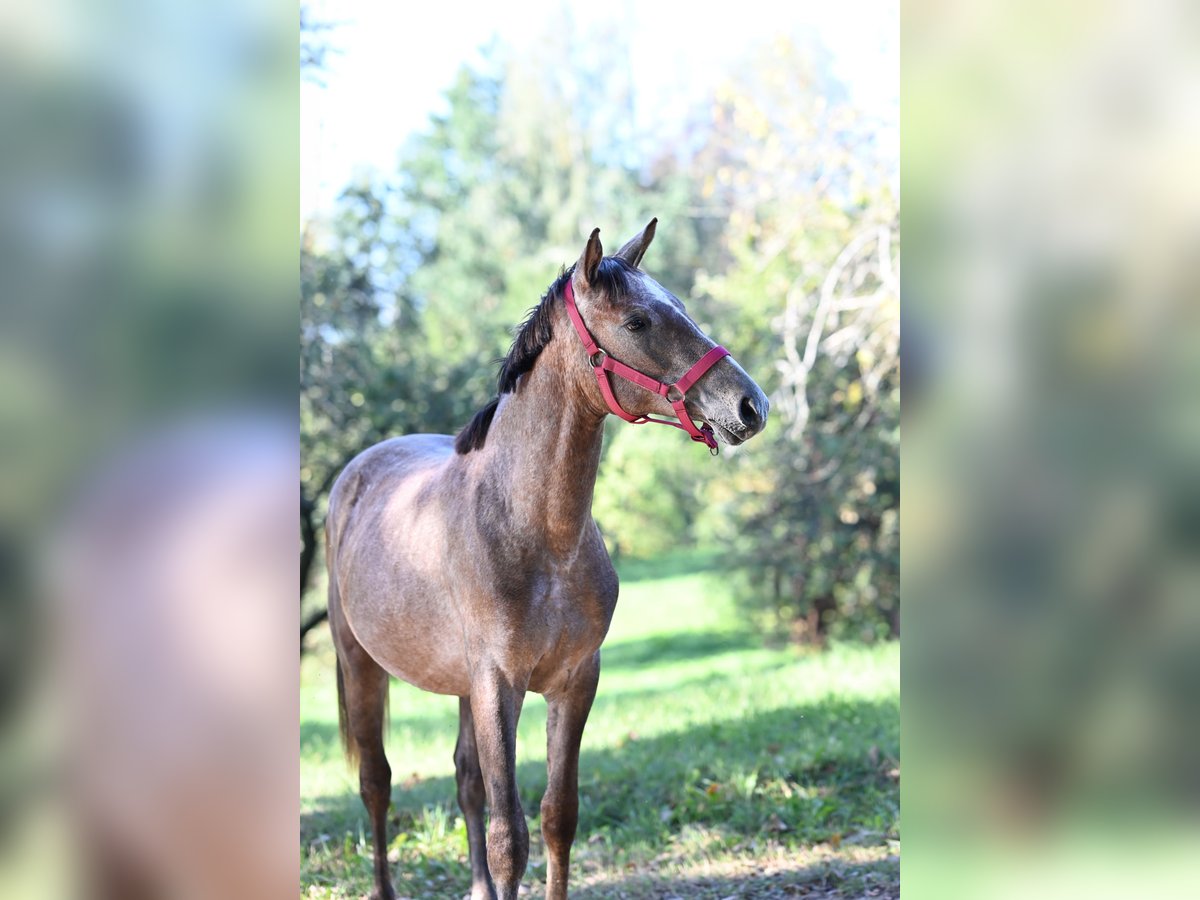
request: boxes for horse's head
[568,220,769,447]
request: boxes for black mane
[454,257,636,454]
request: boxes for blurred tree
[300,190,428,639]
[300,5,338,84]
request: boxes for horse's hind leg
[455,697,493,900]
[331,599,395,900]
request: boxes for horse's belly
[343,585,472,697]
[377,642,471,697]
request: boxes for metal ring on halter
[665,384,685,403]
[589,349,607,367]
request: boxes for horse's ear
[573,227,603,291]
[614,217,657,269]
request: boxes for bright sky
[301,0,897,223]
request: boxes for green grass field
[300,556,899,899]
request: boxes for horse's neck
[482,351,606,556]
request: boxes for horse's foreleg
[455,696,492,900]
[542,654,600,900]
[468,669,529,900]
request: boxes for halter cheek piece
[563,279,729,455]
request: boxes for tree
[301,5,338,84]
[691,36,900,643]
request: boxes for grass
[300,556,899,899]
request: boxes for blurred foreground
[0,2,298,897]
[903,0,1200,896]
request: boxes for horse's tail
[326,512,361,769]
[334,632,389,770]
[335,650,359,769]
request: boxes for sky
[301,0,897,223]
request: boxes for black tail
[328,517,360,769]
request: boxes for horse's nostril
[739,395,764,431]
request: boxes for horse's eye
[624,316,647,333]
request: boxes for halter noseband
[563,278,729,454]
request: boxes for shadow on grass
[600,629,760,672]
[572,855,900,900]
[302,695,899,897]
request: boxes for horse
[325,219,769,900]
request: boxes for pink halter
[563,278,729,454]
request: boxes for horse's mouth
[701,417,748,446]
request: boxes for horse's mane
[455,257,636,454]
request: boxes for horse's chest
[509,575,616,684]
[523,577,614,646]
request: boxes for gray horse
[325,220,768,900]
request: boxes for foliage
[720,222,900,645]
[300,561,899,898]
[301,5,339,83]
[688,39,900,643]
[591,424,713,561]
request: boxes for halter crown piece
[563,279,730,455]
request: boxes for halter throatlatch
[564,279,729,454]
